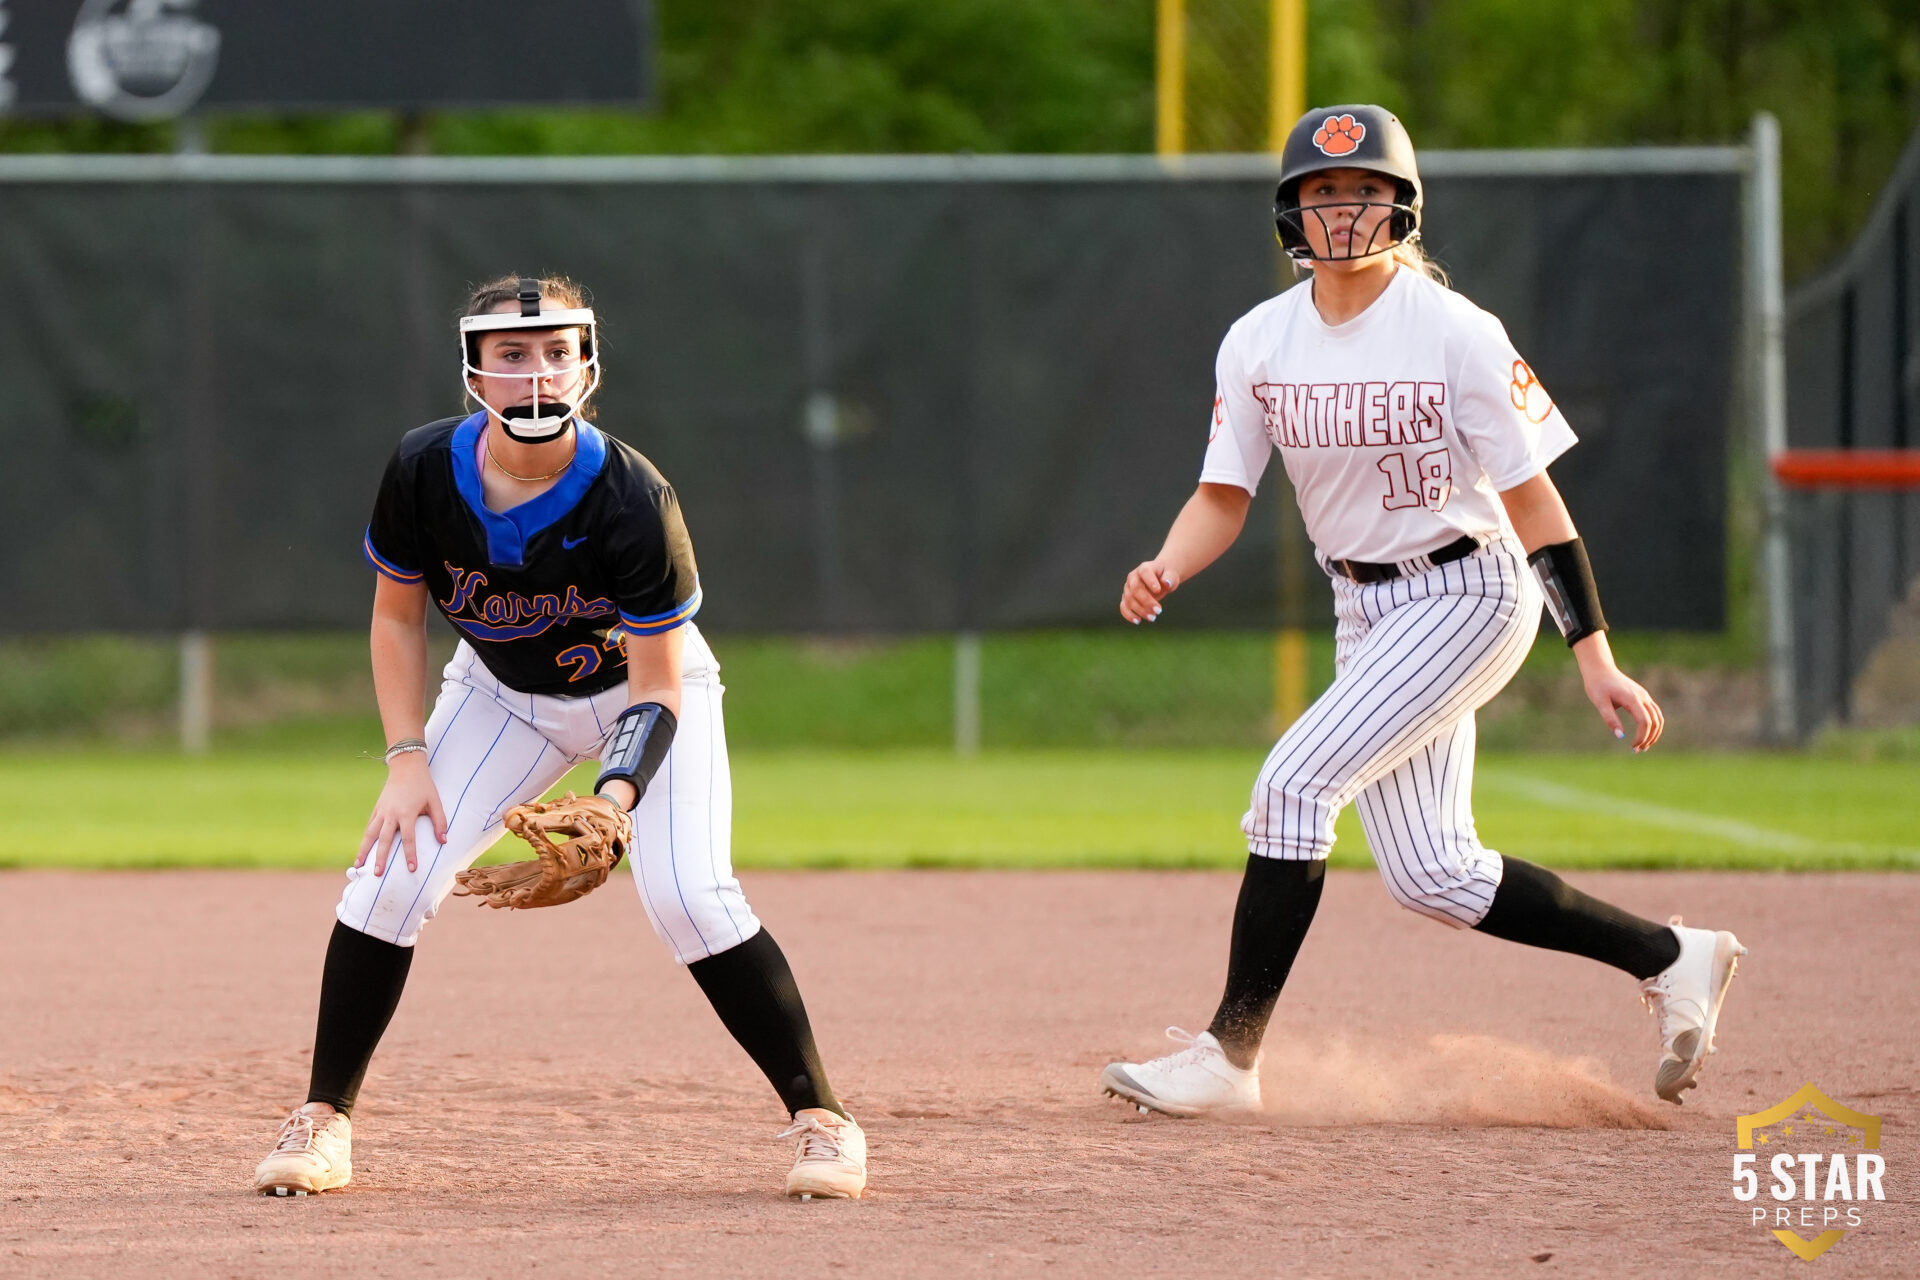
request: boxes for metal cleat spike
[274,1187,289,1197]
[800,1193,812,1202]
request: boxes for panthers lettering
[1202,268,1575,565]
[1254,380,1444,448]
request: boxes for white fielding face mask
[459,281,600,443]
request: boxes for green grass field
[5,628,1912,872]
[5,746,1914,871]
[0,626,1764,752]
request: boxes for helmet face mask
[459,278,600,444]
[1272,106,1424,264]
[1274,182,1421,263]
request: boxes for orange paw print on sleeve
[1312,114,1367,157]
[1508,360,1554,424]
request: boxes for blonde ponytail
[1391,238,1450,286]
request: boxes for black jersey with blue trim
[363,412,701,697]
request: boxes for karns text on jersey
[1253,381,1446,450]
[440,565,615,641]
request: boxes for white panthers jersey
[1199,267,1577,565]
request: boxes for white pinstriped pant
[337,623,761,960]
[1242,538,1541,928]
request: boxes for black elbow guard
[1528,538,1609,647]
[595,702,678,810]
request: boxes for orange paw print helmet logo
[1509,360,1554,424]
[1312,115,1366,157]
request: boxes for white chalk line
[1477,772,1920,863]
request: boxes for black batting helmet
[1273,104,1423,261]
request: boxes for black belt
[1328,535,1482,584]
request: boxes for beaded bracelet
[383,738,428,764]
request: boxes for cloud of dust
[1255,1033,1670,1130]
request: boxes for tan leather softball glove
[452,792,631,910]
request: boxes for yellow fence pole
[1156,0,1186,157]
[1269,0,1305,148]
[1270,0,1309,730]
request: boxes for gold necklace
[484,433,575,483]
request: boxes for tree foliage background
[2,0,1916,275]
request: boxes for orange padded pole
[1771,449,1920,489]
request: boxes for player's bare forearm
[368,576,432,744]
[1158,483,1253,579]
[1497,472,1664,749]
[596,627,687,811]
[623,627,684,718]
[1496,471,1577,554]
[1570,630,1622,683]
[1121,483,1251,622]
[361,575,447,870]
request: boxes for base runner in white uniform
[1101,107,1747,1119]
[252,275,865,1199]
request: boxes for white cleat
[254,1106,352,1196]
[1100,1028,1262,1119]
[1641,917,1747,1105]
[778,1108,866,1200]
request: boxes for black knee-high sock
[1206,857,1326,1069]
[1474,857,1680,979]
[687,928,843,1119]
[306,921,414,1114]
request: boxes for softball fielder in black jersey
[254,276,865,1200]
[1099,107,1747,1121]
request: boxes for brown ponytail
[461,273,592,318]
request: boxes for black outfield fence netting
[0,153,1743,637]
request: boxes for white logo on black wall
[68,0,220,121]
[0,2,17,110]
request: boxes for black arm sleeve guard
[1527,538,1609,647]
[595,702,678,810]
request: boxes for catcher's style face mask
[460,280,601,444]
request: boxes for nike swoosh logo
[563,535,588,549]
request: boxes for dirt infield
[2,869,1913,1278]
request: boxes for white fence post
[174,114,216,757]
[953,632,982,756]
[179,631,214,754]
[1749,112,1795,741]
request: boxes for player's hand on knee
[1582,668,1664,752]
[357,809,397,875]
[1121,560,1180,624]
[356,756,448,875]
